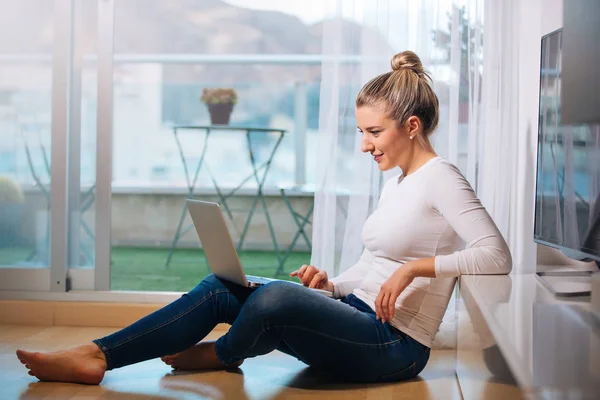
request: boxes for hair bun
[391,50,428,79]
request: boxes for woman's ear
[406,116,421,137]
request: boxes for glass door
[0,0,115,292]
[0,0,64,291]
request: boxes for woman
[16,51,511,385]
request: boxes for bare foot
[161,341,243,371]
[16,343,107,385]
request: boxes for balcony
[0,53,344,291]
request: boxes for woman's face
[356,105,416,171]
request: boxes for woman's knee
[195,274,223,289]
[185,274,226,297]
[200,273,221,287]
[189,274,255,305]
[246,281,299,317]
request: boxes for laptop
[187,199,332,297]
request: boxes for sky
[223,0,471,28]
[223,0,329,23]
[221,0,462,63]
[223,0,365,24]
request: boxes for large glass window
[0,1,54,282]
[109,0,325,291]
[0,1,482,294]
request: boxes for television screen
[534,29,600,263]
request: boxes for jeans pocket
[377,361,418,383]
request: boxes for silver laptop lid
[187,200,249,287]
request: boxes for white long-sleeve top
[329,157,512,348]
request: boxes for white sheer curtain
[312,0,484,349]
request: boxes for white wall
[541,0,563,34]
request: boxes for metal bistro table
[165,125,286,269]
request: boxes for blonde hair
[356,51,439,143]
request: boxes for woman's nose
[361,137,372,153]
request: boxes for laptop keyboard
[246,275,333,297]
[246,275,275,285]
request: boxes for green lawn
[0,246,311,292]
[111,247,310,291]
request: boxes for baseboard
[0,300,230,331]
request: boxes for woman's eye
[370,131,380,135]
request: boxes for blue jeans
[93,275,430,383]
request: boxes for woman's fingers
[308,271,328,288]
[375,290,398,323]
[299,264,309,276]
[301,265,320,286]
[308,275,320,288]
[292,265,331,290]
[291,265,310,284]
[374,290,383,320]
[299,266,311,285]
[381,292,390,323]
[388,292,398,320]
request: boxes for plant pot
[0,203,23,247]
[207,103,234,125]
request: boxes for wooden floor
[0,325,461,399]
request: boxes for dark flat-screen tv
[534,28,600,272]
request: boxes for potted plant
[200,88,238,125]
[0,176,25,247]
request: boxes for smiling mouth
[373,154,384,162]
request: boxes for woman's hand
[375,264,415,323]
[290,264,334,292]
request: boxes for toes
[17,349,32,357]
[17,350,40,365]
